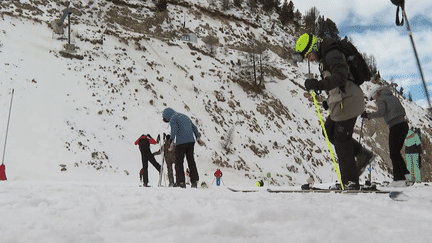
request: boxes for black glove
[304,79,324,92]
[323,100,329,110]
[361,111,369,119]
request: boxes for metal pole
[68,13,71,46]
[359,118,364,144]
[402,9,431,110]
[2,89,15,166]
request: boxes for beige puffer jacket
[319,38,365,121]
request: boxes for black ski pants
[324,116,362,185]
[175,142,199,184]
[141,153,161,185]
[389,121,409,180]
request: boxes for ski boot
[360,181,377,191]
[329,183,343,190]
[344,181,360,190]
[174,182,186,188]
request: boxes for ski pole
[2,89,14,166]
[221,178,225,186]
[359,118,364,144]
[402,10,431,110]
[211,177,215,185]
[392,0,431,110]
[311,91,344,190]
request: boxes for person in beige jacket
[296,34,375,189]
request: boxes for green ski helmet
[296,33,318,59]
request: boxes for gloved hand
[323,100,329,110]
[146,134,152,139]
[361,111,369,119]
[197,137,206,146]
[168,141,175,151]
[304,79,324,92]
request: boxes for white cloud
[404,0,432,20]
[349,29,415,74]
[293,0,350,25]
[348,26,432,106]
[414,98,432,109]
[293,0,432,27]
[400,78,420,91]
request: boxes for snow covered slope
[1,1,432,243]
[0,0,431,186]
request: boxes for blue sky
[293,0,432,109]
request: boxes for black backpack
[323,38,372,86]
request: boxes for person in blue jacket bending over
[162,108,206,188]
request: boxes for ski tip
[389,191,409,201]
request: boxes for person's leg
[413,154,421,182]
[389,122,409,180]
[185,142,199,183]
[166,159,174,186]
[174,144,187,185]
[148,155,161,172]
[141,154,149,186]
[406,154,414,181]
[332,117,358,186]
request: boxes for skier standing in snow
[135,134,161,187]
[214,169,223,186]
[162,108,205,188]
[295,33,374,189]
[153,134,176,187]
[404,127,422,183]
[362,86,410,186]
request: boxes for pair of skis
[227,187,408,201]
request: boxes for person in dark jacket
[153,135,176,187]
[135,134,161,187]
[295,33,374,189]
[362,86,410,186]
[405,127,422,183]
[162,108,205,188]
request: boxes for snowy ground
[1,179,432,243]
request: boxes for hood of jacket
[162,108,176,122]
[379,86,393,97]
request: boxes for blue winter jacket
[162,108,201,145]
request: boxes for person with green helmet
[295,33,374,189]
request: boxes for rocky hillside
[0,0,431,185]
